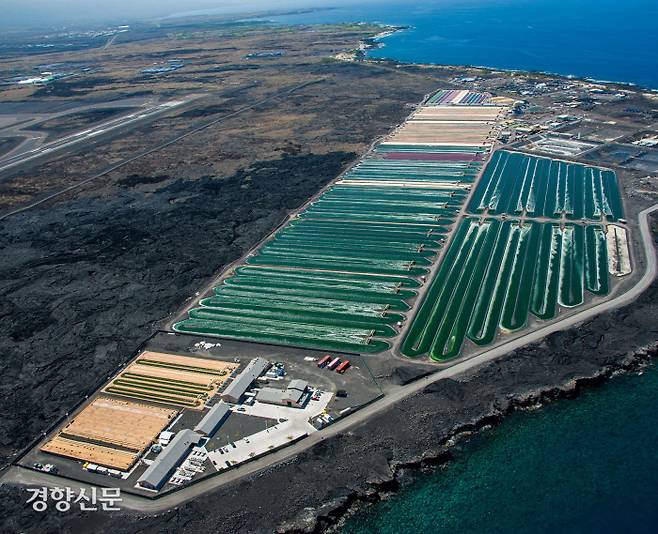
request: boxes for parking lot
[207,391,334,469]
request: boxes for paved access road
[4,202,656,512]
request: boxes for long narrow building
[194,401,230,437]
[220,357,270,403]
[137,430,203,490]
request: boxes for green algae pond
[174,148,482,353]
[401,217,614,361]
[176,143,626,359]
[402,149,626,361]
[468,150,624,221]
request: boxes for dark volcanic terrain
[0,23,450,473]
[0,21,460,530]
[1,219,656,534]
[0,150,354,457]
[2,17,658,534]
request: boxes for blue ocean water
[270,4,658,532]
[342,363,658,533]
[271,0,658,89]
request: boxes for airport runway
[0,79,326,223]
[0,99,193,174]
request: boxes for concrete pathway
[4,199,656,513]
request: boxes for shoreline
[3,212,654,532]
[285,335,658,533]
[359,25,658,93]
[320,348,658,533]
[2,21,658,533]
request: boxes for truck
[317,355,332,368]
[336,360,351,374]
[327,357,341,370]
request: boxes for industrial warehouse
[256,379,309,408]
[21,336,380,495]
[16,86,642,498]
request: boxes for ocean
[263,4,658,531]
[270,0,658,89]
[342,363,658,533]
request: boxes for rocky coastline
[309,345,657,534]
[2,218,655,533]
[1,21,657,529]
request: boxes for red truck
[317,355,332,368]
[336,360,351,374]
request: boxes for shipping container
[317,355,332,368]
[327,357,341,370]
[336,360,351,373]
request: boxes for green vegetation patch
[106,386,200,407]
[113,379,203,398]
[121,372,212,390]
[136,359,223,375]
